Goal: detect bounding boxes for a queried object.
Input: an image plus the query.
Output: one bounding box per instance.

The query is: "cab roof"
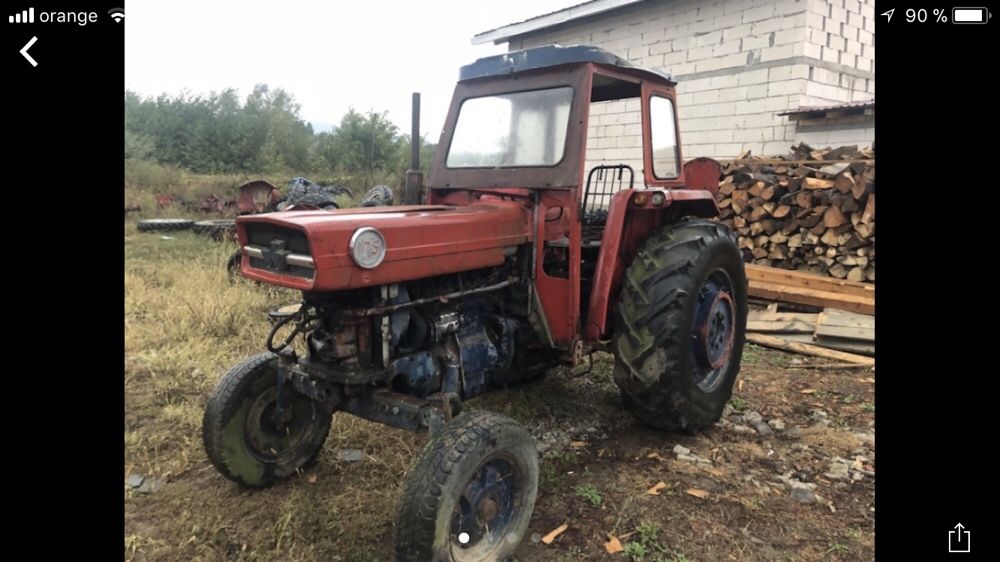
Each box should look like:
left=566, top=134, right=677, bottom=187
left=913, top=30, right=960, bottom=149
left=459, top=44, right=675, bottom=86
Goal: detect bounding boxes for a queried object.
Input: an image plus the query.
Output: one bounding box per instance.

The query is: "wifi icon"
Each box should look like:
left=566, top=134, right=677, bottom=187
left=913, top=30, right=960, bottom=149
left=108, top=8, right=124, bottom=23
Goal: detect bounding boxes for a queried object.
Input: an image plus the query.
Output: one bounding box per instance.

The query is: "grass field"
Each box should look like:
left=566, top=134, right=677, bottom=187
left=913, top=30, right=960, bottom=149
left=124, top=216, right=875, bottom=562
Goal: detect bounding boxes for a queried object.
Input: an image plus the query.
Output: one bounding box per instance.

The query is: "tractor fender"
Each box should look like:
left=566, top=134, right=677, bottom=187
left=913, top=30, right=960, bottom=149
left=584, top=189, right=719, bottom=343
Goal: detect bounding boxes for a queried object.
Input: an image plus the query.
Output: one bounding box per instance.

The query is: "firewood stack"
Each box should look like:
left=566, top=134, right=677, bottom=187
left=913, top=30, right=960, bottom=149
left=716, top=143, right=875, bottom=282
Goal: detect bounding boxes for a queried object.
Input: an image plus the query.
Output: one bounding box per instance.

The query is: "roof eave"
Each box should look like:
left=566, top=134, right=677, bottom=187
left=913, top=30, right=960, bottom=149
left=472, top=0, right=646, bottom=45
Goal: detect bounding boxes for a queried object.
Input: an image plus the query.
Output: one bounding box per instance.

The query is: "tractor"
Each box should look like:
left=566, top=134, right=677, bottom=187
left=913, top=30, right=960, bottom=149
left=202, top=44, right=747, bottom=561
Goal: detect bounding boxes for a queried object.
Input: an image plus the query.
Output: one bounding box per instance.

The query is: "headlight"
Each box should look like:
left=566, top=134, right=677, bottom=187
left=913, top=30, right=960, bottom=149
left=349, top=227, right=387, bottom=269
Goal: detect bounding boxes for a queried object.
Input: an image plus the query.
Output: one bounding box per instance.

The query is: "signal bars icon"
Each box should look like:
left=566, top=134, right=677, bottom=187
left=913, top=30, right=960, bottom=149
left=9, top=7, right=34, bottom=23
left=108, top=8, right=124, bottom=23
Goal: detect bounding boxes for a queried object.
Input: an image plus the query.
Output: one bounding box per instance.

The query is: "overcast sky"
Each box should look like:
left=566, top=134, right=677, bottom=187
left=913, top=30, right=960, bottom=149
left=125, top=0, right=579, bottom=140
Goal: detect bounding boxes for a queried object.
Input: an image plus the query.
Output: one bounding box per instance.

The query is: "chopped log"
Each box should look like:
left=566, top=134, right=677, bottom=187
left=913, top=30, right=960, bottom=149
left=795, top=191, right=813, bottom=209
left=819, top=163, right=850, bottom=177
left=856, top=222, right=874, bottom=239
left=781, top=219, right=800, bottom=236
left=749, top=206, right=770, bottom=221
left=861, top=192, right=875, bottom=224
left=833, top=171, right=855, bottom=193
left=799, top=213, right=822, bottom=228
left=760, top=184, right=776, bottom=201
left=851, top=172, right=869, bottom=199
left=803, top=177, right=835, bottom=190
left=767, top=245, right=788, bottom=260
left=772, top=204, right=792, bottom=219
left=732, top=189, right=749, bottom=206
left=747, top=333, right=875, bottom=365
left=829, top=263, right=848, bottom=279
left=748, top=181, right=766, bottom=198
left=719, top=182, right=735, bottom=196
left=822, top=206, right=847, bottom=228
left=733, top=215, right=747, bottom=228
left=821, top=229, right=841, bottom=246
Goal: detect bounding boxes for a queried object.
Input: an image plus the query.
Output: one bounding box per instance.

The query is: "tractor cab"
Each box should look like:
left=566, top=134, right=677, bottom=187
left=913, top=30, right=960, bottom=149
left=428, top=44, right=719, bottom=346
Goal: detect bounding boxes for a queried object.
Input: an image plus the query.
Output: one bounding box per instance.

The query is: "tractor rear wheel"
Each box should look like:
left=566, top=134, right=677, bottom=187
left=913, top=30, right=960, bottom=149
left=612, top=218, right=747, bottom=432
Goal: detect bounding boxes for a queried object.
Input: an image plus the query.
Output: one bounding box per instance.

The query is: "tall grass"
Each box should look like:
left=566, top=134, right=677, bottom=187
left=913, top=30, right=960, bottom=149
left=125, top=159, right=400, bottom=216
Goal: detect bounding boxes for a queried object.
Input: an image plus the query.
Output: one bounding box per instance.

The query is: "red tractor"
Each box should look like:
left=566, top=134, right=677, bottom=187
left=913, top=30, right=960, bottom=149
left=202, top=45, right=747, bottom=561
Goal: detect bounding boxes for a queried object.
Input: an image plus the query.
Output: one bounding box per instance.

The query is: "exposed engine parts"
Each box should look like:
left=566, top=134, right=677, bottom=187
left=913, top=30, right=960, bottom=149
left=264, top=266, right=552, bottom=433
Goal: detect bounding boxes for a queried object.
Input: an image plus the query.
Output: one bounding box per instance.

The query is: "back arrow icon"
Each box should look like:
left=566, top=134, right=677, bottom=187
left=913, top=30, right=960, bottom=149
left=21, top=36, right=38, bottom=67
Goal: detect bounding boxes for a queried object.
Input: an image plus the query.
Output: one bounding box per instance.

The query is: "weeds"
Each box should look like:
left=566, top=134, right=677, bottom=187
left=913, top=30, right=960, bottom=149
left=575, top=484, right=603, bottom=506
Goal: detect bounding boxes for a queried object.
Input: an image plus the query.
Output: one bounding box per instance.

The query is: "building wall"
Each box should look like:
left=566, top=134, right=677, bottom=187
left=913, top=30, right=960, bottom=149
left=508, top=0, right=875, bottom=163
left=793, top=118, right=874, bottom=147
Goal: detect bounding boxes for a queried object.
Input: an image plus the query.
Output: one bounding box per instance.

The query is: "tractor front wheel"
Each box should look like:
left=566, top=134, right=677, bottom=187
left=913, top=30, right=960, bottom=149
left=395, top=412, right=538, bottom=562
left=612, top=218, right=748, bottom=433
left=202, top=353, right=332, bottom=487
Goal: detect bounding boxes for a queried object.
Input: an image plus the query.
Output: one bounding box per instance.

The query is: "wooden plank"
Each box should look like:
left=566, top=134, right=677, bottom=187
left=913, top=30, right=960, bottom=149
left=745, top=264, right=874, bottom=298
left=787, top=362, right=873, bottom=370
left=819, top=308, right=875, bottom=327
left=747, top=311, right=819, bottom=333
left=815, top=324, right=874, bottom=341
left=748, top=280, right=875, bottom=315
left=780, top=333, right=876, bottom=356
left=748, top=312, right=820, bottom=323
left=815, top=309, right=874, bottom=342
left=747, top=333, right=875, bottom=365
left=814, top=335, right=875, bottom=356
left=747, top=320, right=815, bottom=333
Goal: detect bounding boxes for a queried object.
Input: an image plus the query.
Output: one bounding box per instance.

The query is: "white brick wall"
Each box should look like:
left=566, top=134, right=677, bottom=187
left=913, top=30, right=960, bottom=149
left=514, top=0, right=875, bottom=159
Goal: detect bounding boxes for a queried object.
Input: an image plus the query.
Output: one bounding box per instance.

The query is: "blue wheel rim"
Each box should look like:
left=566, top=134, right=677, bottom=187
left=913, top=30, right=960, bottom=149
left=450, top=458, right=519, bottom=551
left=692, top=270, right=736, bottom=392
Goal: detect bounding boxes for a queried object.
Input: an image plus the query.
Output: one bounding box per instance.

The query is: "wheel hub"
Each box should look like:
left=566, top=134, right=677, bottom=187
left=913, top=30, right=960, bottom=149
left=693, top=271, right=736, bottom=391
left=451, top=459, right=517, bottom=550
left=244, top=386, right=316, bottom=461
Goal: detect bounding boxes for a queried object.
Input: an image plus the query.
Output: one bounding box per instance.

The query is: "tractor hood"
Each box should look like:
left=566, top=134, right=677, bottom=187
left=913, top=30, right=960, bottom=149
left=236, top=202, right=531, bottom=291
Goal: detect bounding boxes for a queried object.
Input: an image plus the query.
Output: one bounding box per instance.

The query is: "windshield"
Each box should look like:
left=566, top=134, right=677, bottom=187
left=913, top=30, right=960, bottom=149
left=446, top=87, right=573, bottom=168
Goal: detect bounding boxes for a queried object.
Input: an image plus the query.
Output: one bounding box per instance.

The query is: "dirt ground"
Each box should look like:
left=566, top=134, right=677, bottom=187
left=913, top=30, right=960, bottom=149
left=124, top=226, right=875, bottom=562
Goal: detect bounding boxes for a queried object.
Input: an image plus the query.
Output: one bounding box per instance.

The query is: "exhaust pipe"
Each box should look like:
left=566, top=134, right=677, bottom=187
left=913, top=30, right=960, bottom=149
left=404, top=92, right=424, bottom=205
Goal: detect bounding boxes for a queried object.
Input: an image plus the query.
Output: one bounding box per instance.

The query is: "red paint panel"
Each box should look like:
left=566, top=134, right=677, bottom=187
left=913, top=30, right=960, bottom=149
left=585, top=189, right=719, bottom=342
left=238, top=202, right=530, bottom=291
left=682, top=158, right=722, bottom=195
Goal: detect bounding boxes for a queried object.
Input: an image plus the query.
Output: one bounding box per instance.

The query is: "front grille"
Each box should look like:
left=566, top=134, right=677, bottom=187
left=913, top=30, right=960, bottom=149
left=244, top=224, right=314, bottom=279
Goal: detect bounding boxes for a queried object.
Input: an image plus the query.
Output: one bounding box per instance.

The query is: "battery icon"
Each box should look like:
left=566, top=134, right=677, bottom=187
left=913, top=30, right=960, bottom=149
left=952, top=7, right=990, bottom=23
